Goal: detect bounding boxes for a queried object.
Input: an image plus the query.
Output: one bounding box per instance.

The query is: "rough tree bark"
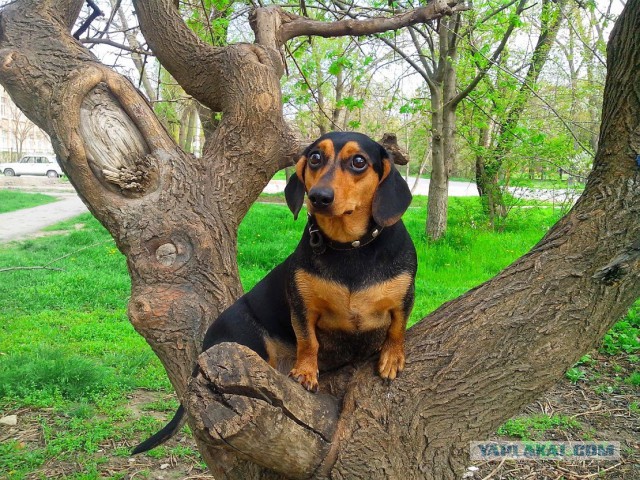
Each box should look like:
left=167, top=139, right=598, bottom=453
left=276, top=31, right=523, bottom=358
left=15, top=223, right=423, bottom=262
left=0, top=0, right=638, bottom=479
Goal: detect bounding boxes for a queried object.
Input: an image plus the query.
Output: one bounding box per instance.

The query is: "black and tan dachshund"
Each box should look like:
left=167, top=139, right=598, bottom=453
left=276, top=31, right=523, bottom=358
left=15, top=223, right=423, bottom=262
left=132, top=131, right=417, bottom=454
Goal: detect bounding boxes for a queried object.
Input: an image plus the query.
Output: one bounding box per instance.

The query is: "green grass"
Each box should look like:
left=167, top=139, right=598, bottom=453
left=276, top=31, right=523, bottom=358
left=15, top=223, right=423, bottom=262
left=599, top=305, right=640, bottom=355
left=0, top=346, right=118, bottom=404
left=404, top=197, right=564, bottom=322
left=271, top=170, right=288, bottom=181
left=565, top=367, right=587, bottom=383
left=561, top=306, right=639, bottom=389
left=497, top=414, right=582, bottom=440
left=0, top=196, right=637, bottom=478
left=0, top=190, right=58, bottom=214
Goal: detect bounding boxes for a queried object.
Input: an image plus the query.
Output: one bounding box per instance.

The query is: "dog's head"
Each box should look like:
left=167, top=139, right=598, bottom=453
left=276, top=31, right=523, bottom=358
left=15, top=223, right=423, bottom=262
left=284, top=132, right=412, bottom=228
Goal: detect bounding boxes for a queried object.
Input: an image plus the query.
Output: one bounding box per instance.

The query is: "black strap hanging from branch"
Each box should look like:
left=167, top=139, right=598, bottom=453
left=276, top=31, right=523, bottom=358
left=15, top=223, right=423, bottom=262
left=73, top=0, right=104, bottom=39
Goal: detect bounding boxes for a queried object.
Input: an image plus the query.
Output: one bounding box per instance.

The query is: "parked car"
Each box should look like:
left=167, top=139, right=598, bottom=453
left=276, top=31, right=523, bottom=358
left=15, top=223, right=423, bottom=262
left=0, top=155, right=64, bottom=178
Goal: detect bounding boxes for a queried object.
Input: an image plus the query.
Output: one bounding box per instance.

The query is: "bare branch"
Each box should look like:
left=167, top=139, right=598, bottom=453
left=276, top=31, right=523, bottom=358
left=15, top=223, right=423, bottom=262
left=73, top=0, right=103, bottom=39
left=565, top=12, right=606, bottom=67
left=407, top=26, right=437, bottom=88
left=377, top=34, right=432, bottom=85
left=80, top=38, right=153, bottom=56
left=273, top=1, right=470, bottom=45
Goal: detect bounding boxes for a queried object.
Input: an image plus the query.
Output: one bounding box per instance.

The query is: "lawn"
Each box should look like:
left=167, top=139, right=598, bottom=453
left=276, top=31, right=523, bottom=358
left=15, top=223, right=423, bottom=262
left=0, top=190, right=58, bottom=214
left=0, top=196, right=637, bottom=479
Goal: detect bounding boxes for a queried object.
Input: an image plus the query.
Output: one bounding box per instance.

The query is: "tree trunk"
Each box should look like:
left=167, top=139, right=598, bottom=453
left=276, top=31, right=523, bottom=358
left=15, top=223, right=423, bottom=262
left=178, top=100, right=197, bottom=153
left=426, top=92, right=448, bottom=240
left=332, top=66, right=344, bottom=128
left=475, top=158, right=505, bottom=226
left=315, top=47, right=329, bottom=135
left=0, top=1, right=638, bottom=479
left=426, top=16, right=457, bottom=241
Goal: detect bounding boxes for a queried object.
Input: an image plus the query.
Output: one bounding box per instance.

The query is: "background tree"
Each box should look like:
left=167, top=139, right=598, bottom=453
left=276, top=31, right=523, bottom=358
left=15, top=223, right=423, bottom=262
left=8, top=103, right=35, bottom=159
left=0, top=0, right=638, bottom=478
left=459, top=0, right=616, bottom=229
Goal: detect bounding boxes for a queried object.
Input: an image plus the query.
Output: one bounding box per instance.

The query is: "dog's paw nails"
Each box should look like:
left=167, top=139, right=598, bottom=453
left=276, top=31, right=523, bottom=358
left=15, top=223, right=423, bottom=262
left=378, top=345, right=405, bottom=381
left=288, top=369, right=319, bottom=393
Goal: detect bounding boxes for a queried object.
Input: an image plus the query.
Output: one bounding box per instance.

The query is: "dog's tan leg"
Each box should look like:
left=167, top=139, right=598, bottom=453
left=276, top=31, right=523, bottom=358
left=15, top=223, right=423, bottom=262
left=378, top=307, right=407, bottom=380
left=289, top=312, right=320, bottom=392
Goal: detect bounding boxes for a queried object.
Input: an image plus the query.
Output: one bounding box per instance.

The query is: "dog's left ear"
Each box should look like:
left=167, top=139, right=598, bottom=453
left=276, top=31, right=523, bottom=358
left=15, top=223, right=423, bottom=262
left=372, top=152, right=412, bottom=227
left=284, top=156, right=306, bottom=220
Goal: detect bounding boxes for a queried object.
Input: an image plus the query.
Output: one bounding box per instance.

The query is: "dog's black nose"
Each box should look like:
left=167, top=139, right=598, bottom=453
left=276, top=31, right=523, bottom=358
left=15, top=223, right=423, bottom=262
left=308, top=187, right=334, bottom=209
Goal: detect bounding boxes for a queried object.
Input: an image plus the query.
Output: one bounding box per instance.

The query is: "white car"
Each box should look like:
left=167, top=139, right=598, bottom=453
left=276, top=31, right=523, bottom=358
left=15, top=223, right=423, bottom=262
left=1, top=155, right=64, bottom=178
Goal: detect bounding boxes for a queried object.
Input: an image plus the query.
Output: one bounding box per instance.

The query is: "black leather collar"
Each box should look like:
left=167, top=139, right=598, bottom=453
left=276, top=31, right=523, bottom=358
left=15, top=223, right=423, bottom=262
left=307, top=213, right=383, bottom=255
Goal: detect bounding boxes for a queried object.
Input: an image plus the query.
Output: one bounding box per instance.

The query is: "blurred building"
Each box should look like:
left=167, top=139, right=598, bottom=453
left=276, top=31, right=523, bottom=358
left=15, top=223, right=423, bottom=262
left=0, top=85, right=54, bottom=161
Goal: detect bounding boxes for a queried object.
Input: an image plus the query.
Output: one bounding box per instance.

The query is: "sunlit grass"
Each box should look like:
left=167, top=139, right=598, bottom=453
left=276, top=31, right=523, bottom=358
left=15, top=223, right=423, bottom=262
left=0, top=190, right=58, bottom=214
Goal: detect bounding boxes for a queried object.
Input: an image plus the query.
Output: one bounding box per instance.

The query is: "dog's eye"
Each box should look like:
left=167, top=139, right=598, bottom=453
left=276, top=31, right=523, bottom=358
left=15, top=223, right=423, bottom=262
left=308, top=152, right=322, bottom=168
left=351, top=155, right=367, bottom=171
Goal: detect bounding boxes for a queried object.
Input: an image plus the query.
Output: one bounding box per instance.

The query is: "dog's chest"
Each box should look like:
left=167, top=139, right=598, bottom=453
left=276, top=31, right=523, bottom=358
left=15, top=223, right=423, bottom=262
left=294, top=269, right=412, bottom=332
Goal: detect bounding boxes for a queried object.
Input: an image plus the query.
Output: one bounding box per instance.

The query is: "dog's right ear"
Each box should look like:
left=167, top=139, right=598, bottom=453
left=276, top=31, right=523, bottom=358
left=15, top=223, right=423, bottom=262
left=372, top=156, right=412, bottom=227
left=284, top=156, right=306, bottom=219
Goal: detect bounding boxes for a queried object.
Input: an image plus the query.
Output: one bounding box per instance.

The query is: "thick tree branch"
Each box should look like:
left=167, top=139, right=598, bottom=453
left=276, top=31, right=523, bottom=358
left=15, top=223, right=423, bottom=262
left=280, top=2, right=467, bottom=42
left=250, top=2, right=470, bottom=49
left=188, top=344, right=339, bottom=479
left=132, top=0, right=227, bottom=112
left=51, top=0, right=85, bottom=30
left=134, top=0, right=297, bottom=214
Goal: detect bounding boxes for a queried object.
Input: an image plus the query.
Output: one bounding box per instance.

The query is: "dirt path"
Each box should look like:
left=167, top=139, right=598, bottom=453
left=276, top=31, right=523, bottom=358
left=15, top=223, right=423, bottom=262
left=0, top=177, right=83, bottom=242
left=0, top=193, right=88, bottom=243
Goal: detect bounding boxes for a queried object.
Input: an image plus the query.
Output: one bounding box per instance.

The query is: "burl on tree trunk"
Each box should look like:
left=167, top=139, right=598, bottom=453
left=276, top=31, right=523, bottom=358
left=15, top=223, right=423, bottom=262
left=0, top=0, right=638, bottom=478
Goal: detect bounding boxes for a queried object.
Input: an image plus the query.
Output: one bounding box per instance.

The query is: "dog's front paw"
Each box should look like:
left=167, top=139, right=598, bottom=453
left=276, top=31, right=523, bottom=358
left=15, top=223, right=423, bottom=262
left=378, top=341, right=405, bottom=381
left=289, top=367, right=319, bottom=393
